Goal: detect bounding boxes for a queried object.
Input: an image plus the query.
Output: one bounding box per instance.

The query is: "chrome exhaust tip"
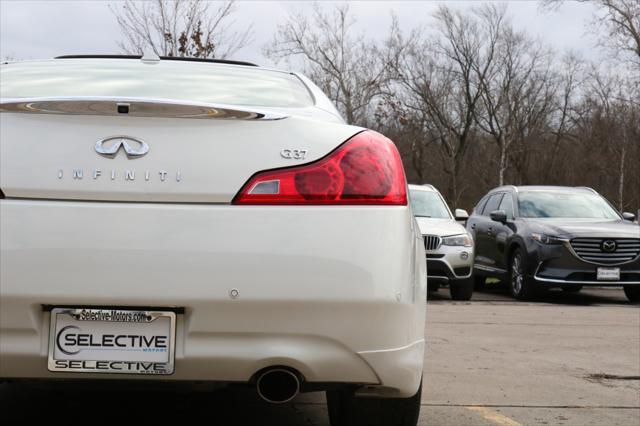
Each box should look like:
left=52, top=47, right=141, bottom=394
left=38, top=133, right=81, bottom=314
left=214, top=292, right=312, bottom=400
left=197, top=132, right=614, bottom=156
left=256, top=368, right=301, bottom=404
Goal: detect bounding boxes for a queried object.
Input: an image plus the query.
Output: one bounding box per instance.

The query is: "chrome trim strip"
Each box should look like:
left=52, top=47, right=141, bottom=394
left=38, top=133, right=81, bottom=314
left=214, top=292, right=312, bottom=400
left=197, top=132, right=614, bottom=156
left=427, top=275, right=449, bottom=282
left=474, top=264, right=508, bottom=274
left=533, top=275, right=640, bottom=285
left=455, top=272, right=473, bottom=279
left=533, top=262, right=640, bottom=285
left=0, top=96, right=289, bottom=120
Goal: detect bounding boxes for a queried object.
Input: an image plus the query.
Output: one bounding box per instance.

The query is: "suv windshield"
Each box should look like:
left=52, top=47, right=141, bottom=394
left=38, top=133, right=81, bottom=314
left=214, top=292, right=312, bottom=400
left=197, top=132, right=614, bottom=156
left=410, top=190, right=452, bottom=219
left=0, top=60, right=314, bottom=108
left=518, top=191, right=621, bottom=219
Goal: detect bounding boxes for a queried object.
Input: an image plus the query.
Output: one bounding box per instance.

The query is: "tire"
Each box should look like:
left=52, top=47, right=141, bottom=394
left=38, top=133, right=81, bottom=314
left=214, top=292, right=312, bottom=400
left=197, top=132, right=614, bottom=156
left=562, top=285, right=583, bottom=293
left=509, top=248, right=538, bottom=300
left=450, top=277, right=474, bottom=301
left=327, top=381, right=422, bottom=426
left=474, top=275, right=486, bottom=291
left=427, top=281, right=439, bottom=293
left=623, top=286, right=640, bottom=303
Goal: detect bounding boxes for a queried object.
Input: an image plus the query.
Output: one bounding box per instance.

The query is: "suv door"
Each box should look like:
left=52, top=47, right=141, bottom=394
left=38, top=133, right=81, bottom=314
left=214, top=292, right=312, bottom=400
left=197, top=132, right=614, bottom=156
left=472, top=193, right=504, bottom=269
left=492, top=193, right=516, bottom=271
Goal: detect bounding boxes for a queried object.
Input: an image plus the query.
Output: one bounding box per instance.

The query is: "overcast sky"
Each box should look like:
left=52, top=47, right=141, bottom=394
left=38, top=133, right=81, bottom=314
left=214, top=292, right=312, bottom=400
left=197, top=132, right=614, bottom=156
left=1, top=0, right=601, bottom=67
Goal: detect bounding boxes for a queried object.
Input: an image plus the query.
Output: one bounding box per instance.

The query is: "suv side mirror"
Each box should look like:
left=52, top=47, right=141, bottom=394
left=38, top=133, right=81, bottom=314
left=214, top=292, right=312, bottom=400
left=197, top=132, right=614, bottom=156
left=455, top=208, right=469, bottom=221
left=622, top=212, right=636, bottom=221
left=490, top=210, right=508, bottom=223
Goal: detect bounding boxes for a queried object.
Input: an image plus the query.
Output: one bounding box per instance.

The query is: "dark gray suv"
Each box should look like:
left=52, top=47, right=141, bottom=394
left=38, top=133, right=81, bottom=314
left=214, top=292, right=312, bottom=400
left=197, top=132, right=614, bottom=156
left=466, top=186, right=640, bottom=302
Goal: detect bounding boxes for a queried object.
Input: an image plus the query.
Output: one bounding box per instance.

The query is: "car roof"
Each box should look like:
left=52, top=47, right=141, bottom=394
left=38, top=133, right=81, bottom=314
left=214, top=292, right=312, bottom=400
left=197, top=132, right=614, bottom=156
left=408, top=184, right=437, bottom=192
left=488, top=185, right=598, bottom=195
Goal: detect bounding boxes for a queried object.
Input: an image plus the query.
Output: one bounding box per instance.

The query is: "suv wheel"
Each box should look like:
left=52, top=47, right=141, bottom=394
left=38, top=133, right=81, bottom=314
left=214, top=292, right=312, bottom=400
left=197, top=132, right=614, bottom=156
left=450, top=278, right=473, bottom=301
left=327, top=381, right=422, bottom=426
left=623, top=286, right=640, bottom=303
left=509, top=248, right=537, bottom=300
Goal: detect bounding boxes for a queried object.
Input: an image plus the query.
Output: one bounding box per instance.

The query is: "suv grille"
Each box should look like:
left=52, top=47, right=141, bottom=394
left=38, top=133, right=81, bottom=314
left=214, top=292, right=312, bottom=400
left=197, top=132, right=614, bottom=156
left=570, top=238, right=640, bottom=265
left=424, top=235, right=442, bottom=251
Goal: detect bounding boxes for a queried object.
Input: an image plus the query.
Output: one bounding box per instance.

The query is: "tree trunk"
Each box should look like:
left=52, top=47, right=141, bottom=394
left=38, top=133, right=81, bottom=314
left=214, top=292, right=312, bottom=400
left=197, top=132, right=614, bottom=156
left=450, top=162, right=458, bottom=209
left=618, top=143, right=626, bottom=211
left=498, top=139, right=507, bottom=186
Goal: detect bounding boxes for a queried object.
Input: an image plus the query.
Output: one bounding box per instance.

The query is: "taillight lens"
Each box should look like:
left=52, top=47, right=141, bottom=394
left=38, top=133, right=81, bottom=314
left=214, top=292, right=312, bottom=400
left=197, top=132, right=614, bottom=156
left=233, top=131, right=407, bottom=205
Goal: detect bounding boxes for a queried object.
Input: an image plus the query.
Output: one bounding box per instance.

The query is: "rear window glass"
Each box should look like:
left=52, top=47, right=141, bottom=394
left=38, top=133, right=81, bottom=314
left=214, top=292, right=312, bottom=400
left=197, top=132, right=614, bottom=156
left=0, top=60, right=314, bottom=108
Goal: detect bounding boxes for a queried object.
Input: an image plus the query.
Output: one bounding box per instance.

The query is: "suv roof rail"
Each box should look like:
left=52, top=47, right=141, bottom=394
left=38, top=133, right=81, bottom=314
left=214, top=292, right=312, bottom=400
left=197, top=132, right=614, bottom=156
left=492, top=185, right=518, bottom=193
left=54, top=55, right=259, bottom=67
left=575, top=186, right=598, bottom=194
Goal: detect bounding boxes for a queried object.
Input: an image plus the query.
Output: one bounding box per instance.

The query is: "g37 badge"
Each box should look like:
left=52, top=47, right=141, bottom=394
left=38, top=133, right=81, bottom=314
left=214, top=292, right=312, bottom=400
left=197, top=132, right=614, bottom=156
left=280, top=149, right=308, bottom=160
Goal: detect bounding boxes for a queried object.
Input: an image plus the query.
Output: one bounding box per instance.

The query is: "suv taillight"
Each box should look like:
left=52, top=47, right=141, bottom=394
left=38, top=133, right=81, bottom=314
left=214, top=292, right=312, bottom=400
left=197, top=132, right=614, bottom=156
left=233, top=131, right=407, bottom=205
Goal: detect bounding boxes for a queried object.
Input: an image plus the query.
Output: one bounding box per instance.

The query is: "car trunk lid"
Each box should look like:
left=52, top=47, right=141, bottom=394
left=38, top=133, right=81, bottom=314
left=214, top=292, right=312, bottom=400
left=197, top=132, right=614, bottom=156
left=0, top=108, right=360, bottom=203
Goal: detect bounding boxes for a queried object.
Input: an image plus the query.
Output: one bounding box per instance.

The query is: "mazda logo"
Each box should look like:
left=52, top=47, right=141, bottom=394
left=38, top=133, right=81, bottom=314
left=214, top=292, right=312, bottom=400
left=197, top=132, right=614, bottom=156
left=95, top=136, right=149, bottom=158
left=601, top=240, right=617, bottom=253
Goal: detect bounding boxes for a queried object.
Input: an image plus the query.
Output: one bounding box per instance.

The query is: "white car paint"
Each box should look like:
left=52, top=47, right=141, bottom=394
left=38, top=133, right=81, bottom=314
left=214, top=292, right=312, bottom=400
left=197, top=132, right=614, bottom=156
left=0, top=58, right=425, bottom=399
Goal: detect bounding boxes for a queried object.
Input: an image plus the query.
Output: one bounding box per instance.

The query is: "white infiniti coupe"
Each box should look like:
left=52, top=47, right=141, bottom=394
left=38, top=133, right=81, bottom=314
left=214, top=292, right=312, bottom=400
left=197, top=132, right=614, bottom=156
left=0, top=55, right=426, bottom=425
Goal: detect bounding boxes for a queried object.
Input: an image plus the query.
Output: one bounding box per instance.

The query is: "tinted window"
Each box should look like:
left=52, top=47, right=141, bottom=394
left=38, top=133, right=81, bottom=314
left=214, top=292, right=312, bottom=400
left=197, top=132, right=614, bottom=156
left=499, top=193, right=515, bottom=219
left=518, top=191, right=621, bottom=219
left=410, top=190, right=452, bottom=219
left=0, top=60, right=314, bottom=108
left=482, top=193, right=504, bottom=216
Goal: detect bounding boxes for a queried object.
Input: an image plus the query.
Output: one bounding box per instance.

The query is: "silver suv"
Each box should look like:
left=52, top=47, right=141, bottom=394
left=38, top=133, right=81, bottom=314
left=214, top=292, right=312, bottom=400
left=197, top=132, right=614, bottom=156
left=409, top=184, right=475, bottom=300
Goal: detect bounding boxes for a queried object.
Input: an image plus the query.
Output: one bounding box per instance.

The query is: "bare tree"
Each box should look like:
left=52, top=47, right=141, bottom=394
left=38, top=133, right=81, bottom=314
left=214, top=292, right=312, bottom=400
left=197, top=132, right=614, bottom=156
left=582, top=69, right=639, bottom=210
left=543, top=53, right=584, bottom=182
left=264, top=3, right=391, bottom=125
left=593, top=0, right=640, bottom=65
left=541, top=0, right=640, bottom=66
left=387, top=4, right=504, bottom=205
left=473, top=19, right=555, bottom=186
left=110, top=0, right=252, bottom=59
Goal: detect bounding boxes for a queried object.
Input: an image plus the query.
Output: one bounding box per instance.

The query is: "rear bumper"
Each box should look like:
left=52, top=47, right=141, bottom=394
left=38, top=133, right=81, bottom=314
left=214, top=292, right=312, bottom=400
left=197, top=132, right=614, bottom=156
left=0, top=200, right=426, bottom=397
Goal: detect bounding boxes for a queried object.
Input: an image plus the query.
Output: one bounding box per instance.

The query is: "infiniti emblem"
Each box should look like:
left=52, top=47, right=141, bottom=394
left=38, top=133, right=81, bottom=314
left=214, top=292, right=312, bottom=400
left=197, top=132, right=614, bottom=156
left=95, top=136, right=149, bottom=158
left=601, top=240, right=617, bottom=253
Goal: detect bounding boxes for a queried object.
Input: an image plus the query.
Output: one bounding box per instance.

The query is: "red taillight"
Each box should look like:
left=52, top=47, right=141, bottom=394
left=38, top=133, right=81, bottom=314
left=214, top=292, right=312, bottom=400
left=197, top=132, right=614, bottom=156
left=233, top=131, right=407, bottom=205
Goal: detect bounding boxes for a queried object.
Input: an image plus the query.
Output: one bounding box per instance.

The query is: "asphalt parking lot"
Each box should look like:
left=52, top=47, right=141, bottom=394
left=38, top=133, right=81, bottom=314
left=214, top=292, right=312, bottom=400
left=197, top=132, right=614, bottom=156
left=1, top=286, right=638, bottom=425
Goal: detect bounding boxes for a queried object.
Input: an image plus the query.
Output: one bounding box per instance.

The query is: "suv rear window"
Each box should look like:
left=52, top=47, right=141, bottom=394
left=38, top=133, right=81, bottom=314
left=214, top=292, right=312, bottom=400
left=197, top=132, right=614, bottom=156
left=0, top=60, right=314, bottom=108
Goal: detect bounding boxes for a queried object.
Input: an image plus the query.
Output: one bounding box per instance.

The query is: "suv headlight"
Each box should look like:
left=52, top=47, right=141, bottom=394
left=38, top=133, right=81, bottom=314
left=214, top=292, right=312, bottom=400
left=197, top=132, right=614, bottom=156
left=441, top=233, right=473, bottom=247
left=531, top=233, right=564, bottom=245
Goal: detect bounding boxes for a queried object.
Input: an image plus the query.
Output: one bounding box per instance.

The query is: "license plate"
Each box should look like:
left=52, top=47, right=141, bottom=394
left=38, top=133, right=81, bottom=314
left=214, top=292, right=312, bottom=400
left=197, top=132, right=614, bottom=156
left=597, top=267, right=620, bottom=281
left=48, top=308, right=176, bottom=375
